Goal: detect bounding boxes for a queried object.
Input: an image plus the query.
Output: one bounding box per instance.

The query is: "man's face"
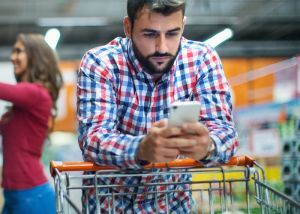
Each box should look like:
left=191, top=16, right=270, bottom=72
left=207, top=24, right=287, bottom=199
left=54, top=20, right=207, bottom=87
left=124, top=7, right=185, bottom=75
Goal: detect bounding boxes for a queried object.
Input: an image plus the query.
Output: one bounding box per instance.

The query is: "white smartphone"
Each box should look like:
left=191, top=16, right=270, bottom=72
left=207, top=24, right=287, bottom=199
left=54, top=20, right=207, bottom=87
left=168, top=101, right=201, bottom=127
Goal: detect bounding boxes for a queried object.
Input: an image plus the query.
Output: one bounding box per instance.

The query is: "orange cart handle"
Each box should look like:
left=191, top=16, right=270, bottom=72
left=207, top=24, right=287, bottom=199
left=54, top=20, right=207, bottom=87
left=50, top=155, right=255, bottom=177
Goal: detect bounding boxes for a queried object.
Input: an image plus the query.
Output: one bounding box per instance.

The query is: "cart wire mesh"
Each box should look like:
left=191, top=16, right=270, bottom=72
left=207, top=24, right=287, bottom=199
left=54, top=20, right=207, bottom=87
left=50, top=156, right=300, bottom=214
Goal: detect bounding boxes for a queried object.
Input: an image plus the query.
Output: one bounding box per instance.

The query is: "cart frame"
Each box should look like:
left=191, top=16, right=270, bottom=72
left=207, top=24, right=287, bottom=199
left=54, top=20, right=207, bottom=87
left=50, top=156, right=300, bottom=214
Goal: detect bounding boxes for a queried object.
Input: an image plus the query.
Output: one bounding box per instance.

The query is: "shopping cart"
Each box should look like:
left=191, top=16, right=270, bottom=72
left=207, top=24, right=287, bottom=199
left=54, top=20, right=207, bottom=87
left=50, top=156, right=300, bottom=214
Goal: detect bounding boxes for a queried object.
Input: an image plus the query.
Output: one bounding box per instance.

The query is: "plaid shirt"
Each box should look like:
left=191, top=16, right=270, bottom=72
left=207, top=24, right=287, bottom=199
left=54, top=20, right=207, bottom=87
left=77, top=37, right=238, bottom=213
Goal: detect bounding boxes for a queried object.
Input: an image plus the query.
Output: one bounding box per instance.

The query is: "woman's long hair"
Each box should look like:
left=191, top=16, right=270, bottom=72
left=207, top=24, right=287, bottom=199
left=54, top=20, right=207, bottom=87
left=17, top=33, right=64, bottom=129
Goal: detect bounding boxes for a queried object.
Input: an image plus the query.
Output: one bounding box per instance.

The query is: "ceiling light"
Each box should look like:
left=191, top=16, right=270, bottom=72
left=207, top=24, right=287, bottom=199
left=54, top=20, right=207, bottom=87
left=204, top=28, right=234, bottom=48
left=45, top=28, right=60, bottom=49
left=38, top=17, right=109, bottom=27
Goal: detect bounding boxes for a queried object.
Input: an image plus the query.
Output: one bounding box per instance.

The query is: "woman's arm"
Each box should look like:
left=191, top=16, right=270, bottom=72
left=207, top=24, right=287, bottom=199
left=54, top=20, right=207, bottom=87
left=0, top=82, right=42, bottom=109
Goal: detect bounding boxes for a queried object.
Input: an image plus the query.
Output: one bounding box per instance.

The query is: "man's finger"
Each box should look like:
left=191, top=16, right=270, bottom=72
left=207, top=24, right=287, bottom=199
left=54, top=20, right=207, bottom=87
left=178, top=146, right=196, bottom=152
left=160, top=126, right=182, bottom=138
left=164, top=138, right=197, bottom=148
left=152, top=119, right=167, bottom=128
left=160, top=148, right=180, bottom=158
left=182, top=122, right=208, bottom=135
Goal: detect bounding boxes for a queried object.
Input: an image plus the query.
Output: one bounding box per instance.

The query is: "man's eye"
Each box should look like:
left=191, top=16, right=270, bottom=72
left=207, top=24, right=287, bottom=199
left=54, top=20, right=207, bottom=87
left=166, top=32, right=179, bottom=37
left=144, top=33, right=156, bottom=38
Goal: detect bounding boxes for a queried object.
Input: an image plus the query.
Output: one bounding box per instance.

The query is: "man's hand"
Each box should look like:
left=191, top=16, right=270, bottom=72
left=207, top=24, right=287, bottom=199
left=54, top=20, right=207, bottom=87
left=179, top=122, right=213, bottom=160
left=137, top=119, right=196, bottom=163
left=137, top=120, right=213, bottom=163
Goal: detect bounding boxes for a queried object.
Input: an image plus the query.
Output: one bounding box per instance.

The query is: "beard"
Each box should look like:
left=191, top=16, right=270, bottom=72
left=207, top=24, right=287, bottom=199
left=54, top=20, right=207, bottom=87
left=132, top=39, right=180, bottom=76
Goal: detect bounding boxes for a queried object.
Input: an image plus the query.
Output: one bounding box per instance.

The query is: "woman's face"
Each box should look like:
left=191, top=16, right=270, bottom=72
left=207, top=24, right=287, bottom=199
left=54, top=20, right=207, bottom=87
left=10, top=40, right=28, bottom=81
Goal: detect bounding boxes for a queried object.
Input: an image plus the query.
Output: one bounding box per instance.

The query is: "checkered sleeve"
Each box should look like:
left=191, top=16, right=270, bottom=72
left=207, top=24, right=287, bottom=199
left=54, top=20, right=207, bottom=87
left=196, top=45, right=238, bottom=165
left=77, top=50, right=145, bottom=169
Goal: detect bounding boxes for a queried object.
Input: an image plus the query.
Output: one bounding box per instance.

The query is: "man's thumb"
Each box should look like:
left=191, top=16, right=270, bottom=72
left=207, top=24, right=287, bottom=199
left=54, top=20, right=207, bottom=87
left=153, top=119, right=167, bottom=128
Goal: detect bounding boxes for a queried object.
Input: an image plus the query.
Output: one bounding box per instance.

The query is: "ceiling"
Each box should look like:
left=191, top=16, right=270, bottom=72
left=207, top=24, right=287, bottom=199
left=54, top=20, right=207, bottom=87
left=0, top=0, right=299, bottom=60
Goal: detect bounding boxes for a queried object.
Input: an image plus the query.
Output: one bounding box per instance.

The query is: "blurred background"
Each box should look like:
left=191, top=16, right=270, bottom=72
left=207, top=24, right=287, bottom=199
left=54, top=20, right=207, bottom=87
left=0, top=0, right=299, bottom=59
left=0, top=0, right=300, bottom=209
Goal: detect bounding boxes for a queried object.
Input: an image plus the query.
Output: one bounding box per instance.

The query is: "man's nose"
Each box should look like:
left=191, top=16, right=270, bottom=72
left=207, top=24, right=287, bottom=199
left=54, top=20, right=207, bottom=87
left=155, top=35, right=168, bottom=53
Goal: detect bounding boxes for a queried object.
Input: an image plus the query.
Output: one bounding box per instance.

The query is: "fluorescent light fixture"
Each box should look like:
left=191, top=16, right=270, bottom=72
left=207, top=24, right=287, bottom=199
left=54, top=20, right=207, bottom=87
left=204, top=28, right=234, bottom=48
left=38, top=17, right=109, bottom=27
left=45, top=28, right=60, bottom=49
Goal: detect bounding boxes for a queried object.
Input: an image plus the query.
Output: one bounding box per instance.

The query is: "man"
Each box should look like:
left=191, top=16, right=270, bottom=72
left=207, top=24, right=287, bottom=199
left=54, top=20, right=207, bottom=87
left=77, top=0, right=238, bottom=213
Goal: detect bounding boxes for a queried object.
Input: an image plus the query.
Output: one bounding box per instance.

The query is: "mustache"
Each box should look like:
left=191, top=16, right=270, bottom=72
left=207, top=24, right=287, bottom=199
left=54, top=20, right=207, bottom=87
left=148, top=52, right=173, bottom=57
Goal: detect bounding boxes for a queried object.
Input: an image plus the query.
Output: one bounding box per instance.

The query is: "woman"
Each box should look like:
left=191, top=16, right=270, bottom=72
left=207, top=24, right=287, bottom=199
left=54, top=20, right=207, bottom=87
left=0, top=33, right=63, bottom=213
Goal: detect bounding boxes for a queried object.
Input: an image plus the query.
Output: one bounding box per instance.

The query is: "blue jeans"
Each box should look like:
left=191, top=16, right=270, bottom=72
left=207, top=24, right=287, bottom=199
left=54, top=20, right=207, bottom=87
left=2, top=182, right=55, bottom=214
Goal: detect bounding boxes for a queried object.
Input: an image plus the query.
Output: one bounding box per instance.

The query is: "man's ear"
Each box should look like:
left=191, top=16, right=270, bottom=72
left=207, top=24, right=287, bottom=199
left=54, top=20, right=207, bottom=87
left=182, top=16, right=186, bottom=32
left=123, top=16, right=132, bottom=38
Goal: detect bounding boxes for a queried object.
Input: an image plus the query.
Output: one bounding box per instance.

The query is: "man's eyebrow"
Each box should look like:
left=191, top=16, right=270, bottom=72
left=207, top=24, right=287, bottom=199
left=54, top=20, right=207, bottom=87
left=167, top=27, right=181, bottom=33
left=141, top=28, right=157, bottom=33
left=141, top=27, right=181, bottom=33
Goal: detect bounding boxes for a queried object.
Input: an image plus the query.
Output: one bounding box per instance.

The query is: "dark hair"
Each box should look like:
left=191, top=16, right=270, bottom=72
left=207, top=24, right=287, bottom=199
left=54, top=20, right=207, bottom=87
left=17, top=33, right=63, bottom=118
left=127, top=0, right=186, bottom=25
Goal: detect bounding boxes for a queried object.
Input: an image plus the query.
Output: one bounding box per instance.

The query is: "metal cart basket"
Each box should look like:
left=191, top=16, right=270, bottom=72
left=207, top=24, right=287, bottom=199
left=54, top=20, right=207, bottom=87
left=50, top=156, right=300, bottom=214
